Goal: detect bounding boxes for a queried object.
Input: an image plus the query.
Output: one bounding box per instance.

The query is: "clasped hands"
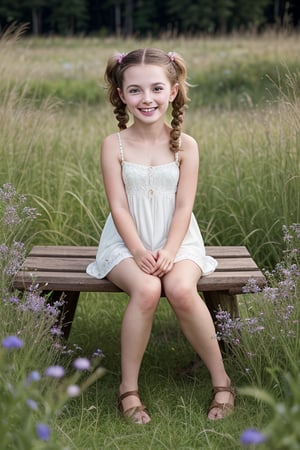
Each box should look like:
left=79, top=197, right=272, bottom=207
left=134, top=248, right=174, bottom=277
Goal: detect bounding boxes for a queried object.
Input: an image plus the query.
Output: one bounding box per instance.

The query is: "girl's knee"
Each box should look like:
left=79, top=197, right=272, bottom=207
left=131, top=277, right=161, bottom=312
left=164, top=281, right=197, bottom=312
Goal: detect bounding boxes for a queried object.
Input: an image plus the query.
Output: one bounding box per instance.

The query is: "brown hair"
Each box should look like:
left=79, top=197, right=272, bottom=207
left=104, top=48, right=189, bottom=153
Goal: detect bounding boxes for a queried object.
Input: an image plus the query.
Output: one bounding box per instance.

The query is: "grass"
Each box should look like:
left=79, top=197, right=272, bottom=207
left=1, top=27, right=300, bottom=449
left=55, top=294, right=271, bottom=450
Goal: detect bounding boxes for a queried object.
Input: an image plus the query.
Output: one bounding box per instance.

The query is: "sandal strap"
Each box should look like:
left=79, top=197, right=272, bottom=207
left=212, top=386, right=235, bottom=397
left=118, top=390, right=140, bottom=402
left=208, top=399, right=234, bottom=414
left=118, top=390, right=148, bottom=419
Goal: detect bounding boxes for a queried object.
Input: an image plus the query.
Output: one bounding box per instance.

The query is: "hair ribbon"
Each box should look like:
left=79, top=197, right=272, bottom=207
left=168, top=51, right=175, bottom=62
left=117, top=52, right=126, bottom=64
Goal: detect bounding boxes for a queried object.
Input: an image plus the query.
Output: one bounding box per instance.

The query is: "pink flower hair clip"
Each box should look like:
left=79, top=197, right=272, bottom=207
left=117, top=52, right=126, bottom=64
left=168, top=51, right=175, bottom=62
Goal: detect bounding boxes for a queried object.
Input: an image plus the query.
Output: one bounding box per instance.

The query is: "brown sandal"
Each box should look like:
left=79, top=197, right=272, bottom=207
left=208, top=386, right=235, bottom=419
left=118, top=390, right=150, bottom=424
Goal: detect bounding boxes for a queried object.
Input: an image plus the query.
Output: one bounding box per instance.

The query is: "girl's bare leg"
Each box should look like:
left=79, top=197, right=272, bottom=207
left=162, top=260, right=233, bottom=419
left=108, top=258, right=161, bottom=423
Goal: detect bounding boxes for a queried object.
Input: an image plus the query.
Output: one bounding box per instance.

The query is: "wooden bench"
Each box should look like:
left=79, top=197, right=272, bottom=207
left=12, top=245, right=265, bottom=339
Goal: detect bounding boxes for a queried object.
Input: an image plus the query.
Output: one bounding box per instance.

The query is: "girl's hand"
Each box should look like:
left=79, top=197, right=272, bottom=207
left=133, top=249, right=158, bottom=274
left=152, top=249, right=174, bottom=277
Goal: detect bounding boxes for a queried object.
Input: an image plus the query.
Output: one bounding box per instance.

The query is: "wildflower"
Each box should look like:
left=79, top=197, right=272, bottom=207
left=67, top=384, right=81, bottom=397
left=3, top=205, right=22, bottom=226
left=50, top=326, right=63, bottom=336
left=26, top=399, right=38, bottom=410
left=0, top=183, right=18, bottom=202
left=8, top=296, right=20, bottom=304
left=18, top=291, right=46, bottom=314
left=0, top=183, right=37, bottom=228
left=242, top=277, right=262, bottom=294
left=2, top=241, right=26, bottom=276
left=22, top=206, right=38, bottom=221
left=45, top=365, right=65, bottom=378
left=26, top=370, right=41, bottom=385
left=240, top=428, right=267, bottom=445
left=36, top=423, right=51, bottom=441
left=92, top=348, right=104, bottom=359
left=73, top=357, right=91, bottom=371
left=2, top=335, right=24, bottom=349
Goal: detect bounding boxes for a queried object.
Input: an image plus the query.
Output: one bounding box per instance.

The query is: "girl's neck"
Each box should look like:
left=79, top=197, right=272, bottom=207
left=128, top=121, right=170, bottom=142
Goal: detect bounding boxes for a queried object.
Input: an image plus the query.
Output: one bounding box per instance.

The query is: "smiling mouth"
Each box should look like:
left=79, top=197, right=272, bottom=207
left=139, top=107, right=157, bottom=113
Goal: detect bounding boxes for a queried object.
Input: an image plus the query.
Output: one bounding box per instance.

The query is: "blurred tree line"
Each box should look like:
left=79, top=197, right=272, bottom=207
left=0, top=0, right=299, bottom=36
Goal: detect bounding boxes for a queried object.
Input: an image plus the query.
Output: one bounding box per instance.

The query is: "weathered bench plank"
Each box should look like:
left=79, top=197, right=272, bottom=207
left=24, top=245, right=253, bottom=258
left=12, top=245, right=265, bottom=339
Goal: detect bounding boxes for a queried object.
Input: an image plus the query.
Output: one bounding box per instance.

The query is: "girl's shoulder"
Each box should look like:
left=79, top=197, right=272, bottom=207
left=180, top=132, right=198, bottom=148
left=180, top=132, right=199, bottom=159
left=102, top=132, right=119, bottom=148
left=101, top=132, right=122, bottom=164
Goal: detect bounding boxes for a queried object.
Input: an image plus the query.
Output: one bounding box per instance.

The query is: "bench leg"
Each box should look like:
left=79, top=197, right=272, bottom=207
left=47, top=290, right=79, bottom=340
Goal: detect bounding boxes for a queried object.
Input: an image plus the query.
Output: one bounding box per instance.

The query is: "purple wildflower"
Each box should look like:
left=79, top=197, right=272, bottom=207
left=22, top=206, right=38, bottom=221
left=240, top=428, right=267, bottom=445
left=73, top=357, right=91, bottom=371
left=18, top=291, right=46, bottom=314
left=92, top=348, right=104, bottom=359
left=8, top=296, right=20, bottom=304
left=36, top=423, right=51, bottom=441
left=215, top=310, right=242, bottom=344
left=26, top=399, right=38, bottom=410
left=45, top=365, right=65, bottom=378
left=26, top=371, right=41, bottom=385
left=1, top=241, right=26, bottom=276
left=3, top=205, right=22, bottom=226
left=2, top=335, right=24, bottom=349
left=0, top=183, right=37, bottom=229
left=0, top=183, right=18, bottom=202
left=67, top=384, right=81, bottom=397
left=50, top=326, right=63, bottom=336
left=242, top=277, right=262, bottom=294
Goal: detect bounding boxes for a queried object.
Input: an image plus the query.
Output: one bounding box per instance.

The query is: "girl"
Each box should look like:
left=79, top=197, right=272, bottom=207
left=87, top=48, right=234, bottom=423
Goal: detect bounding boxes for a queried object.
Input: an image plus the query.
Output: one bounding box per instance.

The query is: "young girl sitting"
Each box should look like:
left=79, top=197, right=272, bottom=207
left=87, top=48, right=235, bottom=424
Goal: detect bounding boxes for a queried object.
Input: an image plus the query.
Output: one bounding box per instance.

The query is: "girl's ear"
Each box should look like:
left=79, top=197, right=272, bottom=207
left=117, top=87, right=126, bottom=104
left=170, top=83, right=179, bottom=102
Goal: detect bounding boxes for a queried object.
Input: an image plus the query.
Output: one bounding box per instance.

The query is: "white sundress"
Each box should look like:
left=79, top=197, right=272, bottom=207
left=86, top=132, right=217, bottom=279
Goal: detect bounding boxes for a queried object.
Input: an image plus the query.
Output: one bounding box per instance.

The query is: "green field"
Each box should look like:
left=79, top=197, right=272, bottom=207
left=1, top=28, right=300, bottom=449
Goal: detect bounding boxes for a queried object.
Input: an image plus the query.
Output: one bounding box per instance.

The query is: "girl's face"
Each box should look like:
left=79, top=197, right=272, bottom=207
left=118, top=64, right=178, bottom=124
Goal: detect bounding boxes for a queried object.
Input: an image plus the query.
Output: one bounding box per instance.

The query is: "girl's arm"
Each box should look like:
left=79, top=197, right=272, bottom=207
left=101, top=134, right=157, bottom=273
left=153, top=133, right=200, bottom=276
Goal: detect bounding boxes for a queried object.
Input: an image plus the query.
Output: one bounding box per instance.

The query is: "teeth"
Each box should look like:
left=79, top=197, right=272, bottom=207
left=141, top=108, right=155, bottom=112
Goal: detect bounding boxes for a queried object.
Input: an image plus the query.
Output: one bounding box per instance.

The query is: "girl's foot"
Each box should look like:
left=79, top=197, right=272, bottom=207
left=118, top=390, right=151, bottom=424
left=207, top=383, right=235, bottom=420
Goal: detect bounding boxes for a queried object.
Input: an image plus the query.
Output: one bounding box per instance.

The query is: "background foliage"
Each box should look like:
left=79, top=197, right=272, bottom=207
left=0, top=0, right=299, bottom=36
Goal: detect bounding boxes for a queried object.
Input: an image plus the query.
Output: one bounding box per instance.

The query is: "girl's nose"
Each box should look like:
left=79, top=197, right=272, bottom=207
left=142, top=91, right=153, bottom=104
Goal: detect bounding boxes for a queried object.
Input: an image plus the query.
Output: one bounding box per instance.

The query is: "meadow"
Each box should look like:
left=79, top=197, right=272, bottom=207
left=0, top=27, right=300, bottom=449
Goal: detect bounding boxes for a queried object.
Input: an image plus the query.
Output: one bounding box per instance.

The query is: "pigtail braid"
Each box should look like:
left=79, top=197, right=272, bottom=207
left=169, top=53, right=189, bottom=153
left=104, top=55, right=129, bottom=130
left=113, top=100, right=129, bottom=130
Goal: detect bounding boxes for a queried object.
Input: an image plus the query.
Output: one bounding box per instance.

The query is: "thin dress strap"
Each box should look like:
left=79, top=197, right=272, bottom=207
left=117, top=132, right=124, bottom=163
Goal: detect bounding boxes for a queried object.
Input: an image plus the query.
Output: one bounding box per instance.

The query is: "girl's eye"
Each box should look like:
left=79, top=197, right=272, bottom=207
left=128, top=88, right=140, bottom=94
left=154, top=86, right=163, bottom=92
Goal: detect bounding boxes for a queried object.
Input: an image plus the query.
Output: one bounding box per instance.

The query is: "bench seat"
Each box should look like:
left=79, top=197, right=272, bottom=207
left=13, top=245, right=265, bottom=339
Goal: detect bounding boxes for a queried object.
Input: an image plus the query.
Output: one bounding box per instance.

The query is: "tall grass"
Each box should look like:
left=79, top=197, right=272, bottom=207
left=1, top=30, right=299, bottom=266
left=1, top=28, right=300, bottom=449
